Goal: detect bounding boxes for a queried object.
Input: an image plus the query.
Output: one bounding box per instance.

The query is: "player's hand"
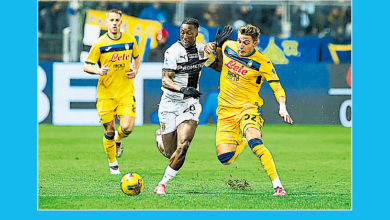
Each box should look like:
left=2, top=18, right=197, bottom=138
left=99, top=63, right=110, bottom=76
left=205, top=42, right=216, bottom=53
left=180, top=87, right=202, bottom=98
left=215, top=25, right=233, bottom=48
left=126, top=68, right=138, bottom=79
left=279, top=103, right=294, bottom=124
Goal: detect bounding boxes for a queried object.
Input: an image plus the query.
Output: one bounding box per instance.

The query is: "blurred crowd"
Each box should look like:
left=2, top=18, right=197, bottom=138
left=187, top=2, right=351, bottom=43
left=38, top=1, right=351, bottom=61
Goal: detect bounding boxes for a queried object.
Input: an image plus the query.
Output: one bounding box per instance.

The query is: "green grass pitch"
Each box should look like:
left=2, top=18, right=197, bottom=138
left=38, top=124, right=351, bottom=210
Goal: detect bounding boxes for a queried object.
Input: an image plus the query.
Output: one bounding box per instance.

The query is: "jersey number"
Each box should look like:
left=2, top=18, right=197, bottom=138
left=244, top=114, right=257, bottom=122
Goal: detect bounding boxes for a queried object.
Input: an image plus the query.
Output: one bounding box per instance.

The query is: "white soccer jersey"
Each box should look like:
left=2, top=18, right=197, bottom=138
left=161, top=41, right=210, bottom=100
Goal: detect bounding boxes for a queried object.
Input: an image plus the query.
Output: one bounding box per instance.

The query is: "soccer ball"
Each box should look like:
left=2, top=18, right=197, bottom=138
left=120, top=173, right=144, bottom=196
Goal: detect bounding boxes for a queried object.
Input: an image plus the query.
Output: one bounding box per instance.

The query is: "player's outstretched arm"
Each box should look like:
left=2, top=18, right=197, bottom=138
left=83, top=63, right=110, bottom=76
left=278, top=96, right=294, bottom=124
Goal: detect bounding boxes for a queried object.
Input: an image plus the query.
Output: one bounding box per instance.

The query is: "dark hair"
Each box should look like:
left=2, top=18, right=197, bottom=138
left=181, top=18, right=199, bottom=29
left=239, top=24, right=260, bottom=41
left=106, top=9, right=122, bottom=17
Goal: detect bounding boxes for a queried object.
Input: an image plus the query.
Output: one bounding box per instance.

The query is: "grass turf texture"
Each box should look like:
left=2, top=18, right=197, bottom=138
left=38, top=124, right=351, bottom=210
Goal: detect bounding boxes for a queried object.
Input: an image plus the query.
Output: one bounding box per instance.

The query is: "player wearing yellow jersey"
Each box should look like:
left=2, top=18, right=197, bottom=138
left=205, top=24, right=293, bottom=196
left=83, top=9, right=141, bottom=175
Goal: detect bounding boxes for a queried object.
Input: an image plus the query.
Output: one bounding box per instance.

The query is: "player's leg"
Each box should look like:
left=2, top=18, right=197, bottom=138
left=117, top=115, right=135, bottom=140
left=97, top=98, right=120, bottom=174
left=102, top=120, right=120, bottom=174
left=154, top=111, right=179, bottom=195
left=156, top=108, right=178, bottom=158
left=169, top=120, right=197, bottom=170
left=154, top=120, right=197, bottom=195
left=115, top=96, right=136, bottom=157
left=155, top=101, right=201, bottom=195
left=241, top=113, right=286, bottom=196
left=115, top=115, right=135, bottom=157
left=160, top=131, right=178, bottom=158
left=153, top=130, right=177, bottom=195
left=215, top=108, right=245, bottom=165
left=216, top=139, right=247, bottom=165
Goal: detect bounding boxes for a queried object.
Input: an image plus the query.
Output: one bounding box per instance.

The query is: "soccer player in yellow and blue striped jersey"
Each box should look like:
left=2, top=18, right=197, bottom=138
left=205, top=24, right=293, bottom=196
left=83, top=9, right=141, bottom=175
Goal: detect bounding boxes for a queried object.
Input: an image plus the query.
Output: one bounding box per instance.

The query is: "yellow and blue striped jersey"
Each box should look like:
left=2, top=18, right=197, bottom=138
left=85, top=32, right=139, bottom=99
left=218, top=40, right=286, bottom=108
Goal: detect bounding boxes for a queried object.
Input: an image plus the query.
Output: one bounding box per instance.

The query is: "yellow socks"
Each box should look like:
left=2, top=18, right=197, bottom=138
left=116, top=126, right=130, bottom=142
left=248, top=138, right=278, bottom=181
left=103, top=134, right=116, bottom=163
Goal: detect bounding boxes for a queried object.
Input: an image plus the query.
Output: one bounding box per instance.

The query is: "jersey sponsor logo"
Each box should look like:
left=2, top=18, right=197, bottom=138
left=177, top=63, right=203, bottom=71
left=109, top=52, right=130, bottom=63
left=226, top=71, right=240, bottom=82
left=224, top=46, right=261, bottom=71
left=113, top=63, right=125, bottom=71
left=224, top=60, right=248, bottom=75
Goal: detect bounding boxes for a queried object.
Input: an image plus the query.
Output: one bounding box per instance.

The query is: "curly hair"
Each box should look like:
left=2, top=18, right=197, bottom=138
left=181, top=18, right=200, bottom=29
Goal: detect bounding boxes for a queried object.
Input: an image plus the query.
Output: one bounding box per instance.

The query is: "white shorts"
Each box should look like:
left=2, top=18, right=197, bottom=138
left=158, top=97, right=202, bottom=135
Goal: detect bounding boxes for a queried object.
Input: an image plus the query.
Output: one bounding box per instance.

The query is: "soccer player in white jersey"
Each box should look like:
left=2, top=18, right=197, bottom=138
left=153, top=18, right=224, bottom=195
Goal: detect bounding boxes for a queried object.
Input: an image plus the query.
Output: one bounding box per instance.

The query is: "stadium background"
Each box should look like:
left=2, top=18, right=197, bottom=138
left=38, top=0, right=351, bottom=128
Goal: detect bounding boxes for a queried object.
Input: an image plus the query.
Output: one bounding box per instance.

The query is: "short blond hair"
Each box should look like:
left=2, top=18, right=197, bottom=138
left=238, top=24, right=260, bottom=41
left=106, top=9, right=122, bottom=17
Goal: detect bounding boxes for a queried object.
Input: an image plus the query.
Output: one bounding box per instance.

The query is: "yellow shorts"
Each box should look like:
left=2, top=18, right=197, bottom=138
left=216, top=105, right=264, bottom=146
left=96, top=95, right=136, bottom=124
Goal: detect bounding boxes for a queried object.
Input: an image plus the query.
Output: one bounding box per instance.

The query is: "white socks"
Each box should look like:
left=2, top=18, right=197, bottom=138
left=159, top=165, right=178, bottom=186
left=272, top=177, right=283, bottom=189
left=109, top=160, right=118, bottom=167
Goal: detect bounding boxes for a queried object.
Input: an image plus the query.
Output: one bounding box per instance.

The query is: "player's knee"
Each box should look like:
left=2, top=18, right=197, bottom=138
left=248, top=138, right=263, bottom=150
left=105, top=131, right=115, bottom=139
left=178, top=139, right=190, bottom=150
left=217, top=151, right=235, bottom=165
left=160, top=147, right=174, bottom=159
left=163, top=151, right=173, bottom=159
left=176, top=144, right=189, bottom=156
left=121, top=125, right=133, bottom=135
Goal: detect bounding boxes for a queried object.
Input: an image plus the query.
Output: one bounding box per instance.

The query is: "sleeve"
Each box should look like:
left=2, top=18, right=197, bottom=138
left=261, top=61, right=286, bottom=101
left=162, top=47, right=177, bottom=72
left=132, top=39, right=140, bottom=59
left=85, top=41, right=101, bottom=65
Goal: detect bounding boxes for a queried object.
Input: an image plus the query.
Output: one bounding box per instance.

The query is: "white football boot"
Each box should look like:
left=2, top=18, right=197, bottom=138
left=154, top=183, right=166, bottom=195
left=109, top=165, right=121, bottom=175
